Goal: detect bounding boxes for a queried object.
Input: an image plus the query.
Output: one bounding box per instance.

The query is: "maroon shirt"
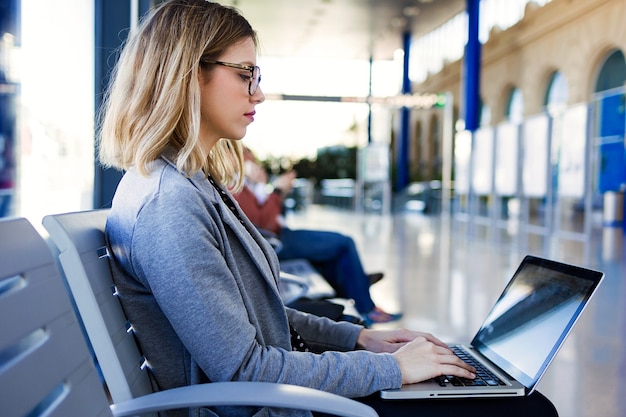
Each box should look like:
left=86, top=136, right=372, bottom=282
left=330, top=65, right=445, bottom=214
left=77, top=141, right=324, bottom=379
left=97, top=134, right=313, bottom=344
left=233, top=185, right=283, bottom=235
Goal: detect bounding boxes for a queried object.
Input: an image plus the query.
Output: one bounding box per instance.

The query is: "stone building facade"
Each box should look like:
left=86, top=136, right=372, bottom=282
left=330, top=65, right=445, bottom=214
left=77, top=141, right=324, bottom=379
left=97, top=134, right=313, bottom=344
left=404, top=0, right=626, bottom=185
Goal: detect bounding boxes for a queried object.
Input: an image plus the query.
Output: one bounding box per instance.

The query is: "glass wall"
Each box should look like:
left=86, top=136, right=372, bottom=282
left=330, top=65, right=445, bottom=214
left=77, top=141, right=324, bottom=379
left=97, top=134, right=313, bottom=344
left=245, top=56, right=402, bottom=160
left=11, top=0, right=94, bottom=225
left=409, top=0, right=553, bottom=84
left=0, top=0, right=19, bottom=218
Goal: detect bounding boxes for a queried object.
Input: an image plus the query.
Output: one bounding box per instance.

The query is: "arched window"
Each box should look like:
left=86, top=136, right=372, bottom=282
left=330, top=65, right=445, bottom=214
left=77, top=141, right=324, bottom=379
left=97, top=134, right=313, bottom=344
left=544, top=71, right=568, bottom=116
left=505, top=87, right=524, bottom=124
left=595, top=49, right=626, bottom=93
left=593, top=49, right=626, bottom=193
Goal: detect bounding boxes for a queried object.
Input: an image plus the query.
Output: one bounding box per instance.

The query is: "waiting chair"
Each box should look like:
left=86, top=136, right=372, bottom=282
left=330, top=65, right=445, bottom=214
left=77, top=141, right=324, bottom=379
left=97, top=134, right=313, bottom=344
left=278, top=271, right=311, bottom=305
left=249, top=227, right=337, bottom=302
left=280, top=259, right=336, bottom=300
left=259, top=227, right=361, bottom=320
left=0, top=217, right=113, bottom=417
left=280, top=259, right=361, bottom=322
left=42, top=209, right=378, bottom=417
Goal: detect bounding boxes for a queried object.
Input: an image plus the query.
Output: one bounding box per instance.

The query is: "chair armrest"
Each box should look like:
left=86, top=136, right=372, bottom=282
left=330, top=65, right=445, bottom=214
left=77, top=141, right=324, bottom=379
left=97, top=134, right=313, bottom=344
left=110, top=382, right=378, bottom=417
left=278, top=271, right=310, bottom=304
left=279, top=271, right=309, bottom=288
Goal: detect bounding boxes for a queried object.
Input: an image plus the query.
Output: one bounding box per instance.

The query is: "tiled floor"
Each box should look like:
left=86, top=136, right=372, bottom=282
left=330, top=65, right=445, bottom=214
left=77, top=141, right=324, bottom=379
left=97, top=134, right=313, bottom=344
left=285, top=204, right=626, bottom=417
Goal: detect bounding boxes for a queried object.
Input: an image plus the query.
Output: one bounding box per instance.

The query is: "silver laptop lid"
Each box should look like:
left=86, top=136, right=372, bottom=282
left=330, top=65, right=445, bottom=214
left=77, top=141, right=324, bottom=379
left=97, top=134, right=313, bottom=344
left=470, top=255, right=604, bottom=392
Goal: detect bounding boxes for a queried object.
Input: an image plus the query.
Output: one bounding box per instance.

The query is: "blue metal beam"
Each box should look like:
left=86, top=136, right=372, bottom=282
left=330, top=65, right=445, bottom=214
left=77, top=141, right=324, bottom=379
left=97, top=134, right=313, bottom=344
left=93, top=0, right=151, bottom=209
left=463, top=0, right=482, bottom=132
left=396, top=31, right=412, bottom=190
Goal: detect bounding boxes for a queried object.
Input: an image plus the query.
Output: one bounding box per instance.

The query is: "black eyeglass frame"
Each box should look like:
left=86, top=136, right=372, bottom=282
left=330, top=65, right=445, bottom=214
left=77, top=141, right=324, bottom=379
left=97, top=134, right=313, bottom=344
left=202, top=60, right=261, bottom=96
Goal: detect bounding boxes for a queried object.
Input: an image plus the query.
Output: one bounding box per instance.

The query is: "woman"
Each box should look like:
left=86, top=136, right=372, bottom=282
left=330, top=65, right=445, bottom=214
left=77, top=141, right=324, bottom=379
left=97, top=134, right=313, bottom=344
left=98, top=1, right=556, bottom=416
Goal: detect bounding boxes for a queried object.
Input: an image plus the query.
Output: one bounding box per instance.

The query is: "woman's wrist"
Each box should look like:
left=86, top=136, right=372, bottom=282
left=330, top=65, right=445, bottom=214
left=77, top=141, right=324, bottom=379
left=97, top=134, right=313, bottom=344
left=356, top=328, right=373, bottom=350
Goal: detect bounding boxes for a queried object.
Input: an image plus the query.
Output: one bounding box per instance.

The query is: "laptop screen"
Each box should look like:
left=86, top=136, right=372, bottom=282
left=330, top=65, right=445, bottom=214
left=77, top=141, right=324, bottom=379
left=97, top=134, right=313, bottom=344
left=470, top=255, right=603, bottom=390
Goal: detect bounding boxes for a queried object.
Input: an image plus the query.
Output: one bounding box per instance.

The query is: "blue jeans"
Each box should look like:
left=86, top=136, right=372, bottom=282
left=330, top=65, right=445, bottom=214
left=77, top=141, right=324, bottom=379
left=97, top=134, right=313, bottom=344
left=277, top=227, right=375, bottom=314
left=0, top=193, right=12, bottom=217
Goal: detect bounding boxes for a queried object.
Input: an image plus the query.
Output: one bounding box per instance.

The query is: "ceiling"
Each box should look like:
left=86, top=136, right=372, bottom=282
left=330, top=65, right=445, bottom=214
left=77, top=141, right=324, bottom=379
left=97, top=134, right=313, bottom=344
left=227, top=0, right=467, bottom=61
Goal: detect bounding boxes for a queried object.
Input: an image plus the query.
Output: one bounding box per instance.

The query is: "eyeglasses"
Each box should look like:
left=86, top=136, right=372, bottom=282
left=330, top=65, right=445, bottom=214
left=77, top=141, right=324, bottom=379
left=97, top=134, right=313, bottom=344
left=202, top=60, right=261, bottom=96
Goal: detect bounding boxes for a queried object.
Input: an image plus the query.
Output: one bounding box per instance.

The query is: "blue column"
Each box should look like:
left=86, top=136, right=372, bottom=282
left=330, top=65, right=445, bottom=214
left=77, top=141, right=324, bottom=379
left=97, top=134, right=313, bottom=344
left=463, top=0, right=481, bottom=132
left=94, top=0, right=152, bottom=208
left=396, top=31, right=412, bottom=191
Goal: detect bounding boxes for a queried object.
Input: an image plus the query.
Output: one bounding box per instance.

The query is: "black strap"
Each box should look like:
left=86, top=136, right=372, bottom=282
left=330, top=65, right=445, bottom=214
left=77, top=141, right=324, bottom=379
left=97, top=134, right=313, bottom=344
left=207, top=175, right=245, bottom=225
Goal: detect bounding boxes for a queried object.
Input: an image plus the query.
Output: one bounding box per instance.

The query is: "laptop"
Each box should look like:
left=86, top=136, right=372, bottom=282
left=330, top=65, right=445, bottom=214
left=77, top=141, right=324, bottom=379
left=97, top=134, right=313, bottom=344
left=380, top=254, right=604, bottom=400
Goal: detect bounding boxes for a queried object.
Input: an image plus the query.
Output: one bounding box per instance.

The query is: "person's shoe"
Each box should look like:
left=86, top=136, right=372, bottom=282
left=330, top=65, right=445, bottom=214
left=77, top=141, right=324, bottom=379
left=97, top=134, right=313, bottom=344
left=367, top=272, right=384, bottom=286
left=363, top=307, right=403, bottom=326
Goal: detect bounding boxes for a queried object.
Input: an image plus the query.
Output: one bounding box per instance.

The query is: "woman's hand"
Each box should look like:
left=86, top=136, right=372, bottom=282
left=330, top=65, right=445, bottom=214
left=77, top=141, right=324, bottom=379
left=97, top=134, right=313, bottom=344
left=392, top=336, right=476, bottom=384
left=357, top=328, right=476, bottom=385
left=272, top=170, right=296, bottom=195
left=356, top=328, right=448, bottom=353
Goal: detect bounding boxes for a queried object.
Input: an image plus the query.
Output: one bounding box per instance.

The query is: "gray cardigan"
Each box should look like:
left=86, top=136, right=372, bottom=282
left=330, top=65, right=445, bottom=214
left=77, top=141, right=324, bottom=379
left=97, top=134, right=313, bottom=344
left=106, top=155, right=401, bottom=417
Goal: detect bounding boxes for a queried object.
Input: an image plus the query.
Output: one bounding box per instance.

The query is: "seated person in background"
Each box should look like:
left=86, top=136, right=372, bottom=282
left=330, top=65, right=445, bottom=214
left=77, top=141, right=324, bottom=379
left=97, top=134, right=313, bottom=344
left=234, top=148, right=401, bottom=325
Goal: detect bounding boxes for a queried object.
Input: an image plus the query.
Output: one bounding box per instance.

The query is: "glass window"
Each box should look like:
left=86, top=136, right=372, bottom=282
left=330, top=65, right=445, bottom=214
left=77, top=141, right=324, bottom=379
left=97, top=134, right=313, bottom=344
left=0, top=0, right=19, bottom=218
left=409, top=0, right=554, bottom=84
left=17, top=0, right=94, bottom=225
left=479, top=99, right=491, bottom=127
left=505, top=87, right=524, bottom=124
left=595, top=49, right=626, bottom=93
left=544, top=71, right=568, bottom=116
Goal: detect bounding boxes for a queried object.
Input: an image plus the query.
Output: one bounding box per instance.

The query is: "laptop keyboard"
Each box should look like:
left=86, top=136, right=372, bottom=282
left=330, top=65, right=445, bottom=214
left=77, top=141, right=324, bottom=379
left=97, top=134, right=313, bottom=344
left=433, top=346, right=506, bottom=387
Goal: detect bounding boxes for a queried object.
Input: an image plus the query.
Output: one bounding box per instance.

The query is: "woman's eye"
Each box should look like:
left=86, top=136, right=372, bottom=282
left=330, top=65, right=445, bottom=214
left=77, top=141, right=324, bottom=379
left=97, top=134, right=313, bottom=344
left=239, top=74, right=250, bottom=82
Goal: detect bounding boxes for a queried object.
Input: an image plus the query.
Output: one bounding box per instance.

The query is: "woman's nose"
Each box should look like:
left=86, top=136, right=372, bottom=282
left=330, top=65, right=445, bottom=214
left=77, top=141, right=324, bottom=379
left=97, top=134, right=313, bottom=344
left=252, top=86, right=265, bottom=103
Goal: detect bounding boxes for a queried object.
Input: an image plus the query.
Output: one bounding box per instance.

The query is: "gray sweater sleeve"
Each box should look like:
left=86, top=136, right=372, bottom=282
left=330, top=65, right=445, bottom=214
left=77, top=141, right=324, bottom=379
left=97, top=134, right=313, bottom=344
left=110, top=166, right=403, bottom=399
left=285, top=307, right=362, bottom=352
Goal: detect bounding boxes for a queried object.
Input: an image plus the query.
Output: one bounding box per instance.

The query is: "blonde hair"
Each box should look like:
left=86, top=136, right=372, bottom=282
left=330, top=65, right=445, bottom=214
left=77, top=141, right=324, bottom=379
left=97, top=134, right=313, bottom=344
left=98, top=0, right=257, bottom=189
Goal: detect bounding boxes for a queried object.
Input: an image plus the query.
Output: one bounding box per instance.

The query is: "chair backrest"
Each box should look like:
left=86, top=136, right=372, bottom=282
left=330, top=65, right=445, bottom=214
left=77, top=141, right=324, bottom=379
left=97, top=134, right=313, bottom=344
left=42, top=210, right=379, bottom=417
left=0, top=217, right=112, bottom=417
left=43, top=209, right=153, bottom=403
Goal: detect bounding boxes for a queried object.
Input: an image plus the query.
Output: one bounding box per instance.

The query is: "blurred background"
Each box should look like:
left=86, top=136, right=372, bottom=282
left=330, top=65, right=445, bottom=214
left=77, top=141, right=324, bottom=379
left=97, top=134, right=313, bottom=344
left=1, top=0, right=624, bottom=236
left=0, top=0, right=626, bottom=229
left=1, top=2, right=625, bottom=416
